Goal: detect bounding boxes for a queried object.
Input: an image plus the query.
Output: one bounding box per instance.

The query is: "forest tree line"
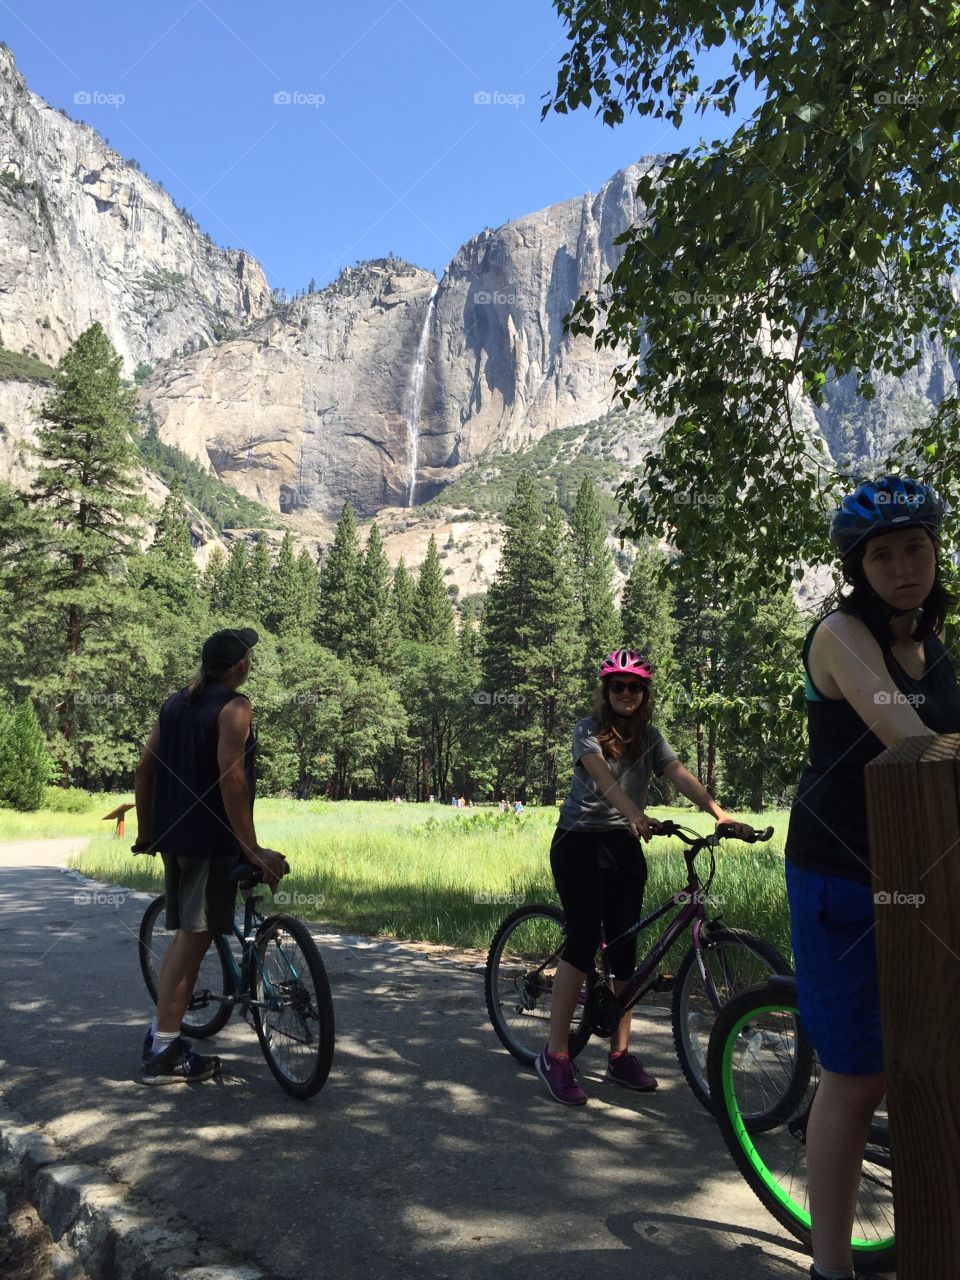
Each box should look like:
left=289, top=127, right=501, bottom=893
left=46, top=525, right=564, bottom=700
left=0, top=324, right=808, bottom=809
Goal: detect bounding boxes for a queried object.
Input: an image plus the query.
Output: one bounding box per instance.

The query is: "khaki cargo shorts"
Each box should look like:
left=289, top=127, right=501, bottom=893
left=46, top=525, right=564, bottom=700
left=161, top=854, right=238, bottom=934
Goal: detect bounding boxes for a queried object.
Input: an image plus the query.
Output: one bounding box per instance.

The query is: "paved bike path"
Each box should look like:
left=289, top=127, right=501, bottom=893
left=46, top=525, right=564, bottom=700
left=0, top=841, right=857, bottom=1280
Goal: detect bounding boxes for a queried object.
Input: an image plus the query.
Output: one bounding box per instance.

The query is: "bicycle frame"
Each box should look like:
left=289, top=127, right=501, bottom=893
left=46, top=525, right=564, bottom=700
left=186, top=886, right=295, bottom=1020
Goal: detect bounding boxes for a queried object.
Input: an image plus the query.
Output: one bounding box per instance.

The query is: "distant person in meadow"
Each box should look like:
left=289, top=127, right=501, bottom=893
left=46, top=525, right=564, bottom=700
left=535, top=648, right=753, bottom=1106
left=784, top=477, right=960, bottom=1280
left=132, top=627, right=288, bottom=1085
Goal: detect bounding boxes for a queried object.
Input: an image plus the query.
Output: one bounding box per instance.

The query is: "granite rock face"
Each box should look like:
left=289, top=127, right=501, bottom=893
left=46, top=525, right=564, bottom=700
left=0, top=46, right=270, bottom=375
left=142, top=165, right=654, bottom=519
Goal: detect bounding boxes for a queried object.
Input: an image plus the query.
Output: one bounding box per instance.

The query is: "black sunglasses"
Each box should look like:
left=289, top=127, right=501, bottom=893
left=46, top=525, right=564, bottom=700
left=609, top=679, right=646, bottom=695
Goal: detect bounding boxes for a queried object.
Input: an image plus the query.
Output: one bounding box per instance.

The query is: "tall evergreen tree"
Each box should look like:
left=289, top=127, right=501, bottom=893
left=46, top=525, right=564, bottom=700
left=142, top=480, right=199, bottom=610
left=413, top=535, right=455, bottom=647
left=479, top=473, right=544, bottom=798
left=249, top=533, right=272, bottom=622
left=620, top=540, right=676, bottom=687
left=202, top=544, right=227, bottom=608
left=266, top=531, right=302, bottom=635
left=570, top=477, right=620, bottom=698
left=356, top=523, right=394, bottom=665
left=220, top=539, right=254, bottom=618
left=26, top=323, right=146, bottom=777
left=296, top=547, right=321, bottom=635
left=526, top=500, right=583, bottom=803
left=316, top=503, right=362, bottom=657
left=389, top=558, right=417, bottom=640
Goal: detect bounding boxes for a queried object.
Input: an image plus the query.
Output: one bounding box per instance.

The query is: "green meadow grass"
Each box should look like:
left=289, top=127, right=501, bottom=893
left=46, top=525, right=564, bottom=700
left=65, top=800, right=793, bottom=959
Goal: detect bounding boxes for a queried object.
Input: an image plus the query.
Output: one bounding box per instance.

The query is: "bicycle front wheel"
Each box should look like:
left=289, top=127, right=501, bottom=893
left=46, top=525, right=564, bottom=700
left=484, top=904, right=594, bottom=1067
left=138, top=894, right=234, bottom=1039
left=253, top=914, right=335, bottom=1098
left=707, top=981, right=895, bottom=1273
left=672, top=926, right=791, bottom=1113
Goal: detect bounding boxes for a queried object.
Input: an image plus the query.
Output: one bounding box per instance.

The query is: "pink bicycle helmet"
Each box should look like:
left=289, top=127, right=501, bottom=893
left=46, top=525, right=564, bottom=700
left=598, top=649, right=653, bottom=681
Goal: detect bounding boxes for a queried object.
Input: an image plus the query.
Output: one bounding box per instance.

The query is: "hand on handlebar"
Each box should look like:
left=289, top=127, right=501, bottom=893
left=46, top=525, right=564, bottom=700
left=715, top=818, right=773, bottom=843
left=250, top=847, right=289, bottom=889
left=628, top=814, right=662, bottom=841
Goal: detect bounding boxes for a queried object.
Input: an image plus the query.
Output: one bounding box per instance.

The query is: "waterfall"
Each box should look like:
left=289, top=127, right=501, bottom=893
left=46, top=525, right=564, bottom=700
left=403, top=288, right=437, bottom=507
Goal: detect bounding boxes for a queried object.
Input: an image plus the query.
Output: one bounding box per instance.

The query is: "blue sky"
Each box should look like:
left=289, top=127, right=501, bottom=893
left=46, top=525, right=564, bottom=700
left=6, top=2, right=751, bottom=293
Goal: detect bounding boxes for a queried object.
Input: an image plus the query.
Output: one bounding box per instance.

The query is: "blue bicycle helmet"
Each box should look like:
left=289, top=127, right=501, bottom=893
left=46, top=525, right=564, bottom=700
left=829, top=476, right=944, bottom=557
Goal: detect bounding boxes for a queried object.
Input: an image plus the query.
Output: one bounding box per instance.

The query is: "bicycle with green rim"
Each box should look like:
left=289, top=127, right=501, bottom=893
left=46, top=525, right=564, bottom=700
left=706, top=974, right=895, bottom=1275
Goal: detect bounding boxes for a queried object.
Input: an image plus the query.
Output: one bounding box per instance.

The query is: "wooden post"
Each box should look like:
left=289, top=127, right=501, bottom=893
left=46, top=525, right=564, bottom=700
left=865, top=733, right=960, bottom=1280
left=101, top=801, right=135, bottom=838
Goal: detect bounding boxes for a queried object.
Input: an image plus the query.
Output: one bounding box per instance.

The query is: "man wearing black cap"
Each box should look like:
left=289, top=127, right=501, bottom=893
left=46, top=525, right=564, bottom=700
left=132, top=626, right=289, bottom=1084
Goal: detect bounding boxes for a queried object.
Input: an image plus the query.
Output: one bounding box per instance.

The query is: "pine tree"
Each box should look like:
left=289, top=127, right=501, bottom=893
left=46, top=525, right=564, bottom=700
left=479, top=472, right=544, bottom=797
left=389, top=558, right=417, bottom=640
left=413, top=535, right=455, bottom=647
left=620, top=540, right=676, bottom=686
left=316, top=503, right=362, bottom=657
left=250, top=533, right=272, bottom=621
left=296, top=547, right=321, bottom=634
left=142, top=480, right=199, bottom=610
left=220, top=539, right=254, bottom=618
left=27, top=323, right=146, bottom=777
left=526, top=500, right=583, bottom=803
left=570, top=477, right=620, bottom=698
left=356, top=523, right=394, bottom=665
left=202, top=545, right=227, bottom=608
left=266, top=531, right=302, bottom=635
left=0, top=699, right=53, bottom=811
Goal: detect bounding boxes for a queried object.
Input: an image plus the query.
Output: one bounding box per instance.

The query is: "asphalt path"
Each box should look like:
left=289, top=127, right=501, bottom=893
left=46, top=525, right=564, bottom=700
left=0, top=839, right=872, bottom=1280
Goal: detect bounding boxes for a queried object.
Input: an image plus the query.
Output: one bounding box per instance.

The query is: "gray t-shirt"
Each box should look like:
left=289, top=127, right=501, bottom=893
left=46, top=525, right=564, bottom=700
left=557, top=716, right=678, bottom=830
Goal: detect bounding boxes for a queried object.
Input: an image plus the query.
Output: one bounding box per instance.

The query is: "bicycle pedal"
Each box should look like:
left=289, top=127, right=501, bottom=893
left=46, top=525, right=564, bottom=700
left=652, top=973, right=676, bottom=993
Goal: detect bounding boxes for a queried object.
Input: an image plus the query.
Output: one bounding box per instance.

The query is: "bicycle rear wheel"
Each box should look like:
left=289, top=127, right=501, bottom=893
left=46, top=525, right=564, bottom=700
left=707, top=981, right=895, bottom=1273
left=484, top=904, right=594, bottom=1067
left=138, top=894, right=234, bottom=1039
left=672, top=926, right=791, bottom=1114
left=253, top=913, right=335, bottom=1098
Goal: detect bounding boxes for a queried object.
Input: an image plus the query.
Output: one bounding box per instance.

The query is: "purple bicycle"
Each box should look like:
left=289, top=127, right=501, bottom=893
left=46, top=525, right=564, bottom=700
left=484, top=819, right=790, bottom=1109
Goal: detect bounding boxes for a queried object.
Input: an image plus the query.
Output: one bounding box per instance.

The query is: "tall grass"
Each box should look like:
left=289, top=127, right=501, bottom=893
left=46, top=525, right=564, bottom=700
left=68, top=802, right=793, bottom=958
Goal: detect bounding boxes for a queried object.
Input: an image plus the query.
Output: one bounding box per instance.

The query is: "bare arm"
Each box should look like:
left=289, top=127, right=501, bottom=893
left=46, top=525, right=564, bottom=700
left=131, top=721, right=161, bottom=852
left=811, top=614, right=933, bottom=748
left=217, top=698, right=288, bottom=887
left=579, top=752, right=657, bottom=839
left=662, top=759, right=755, bottom=838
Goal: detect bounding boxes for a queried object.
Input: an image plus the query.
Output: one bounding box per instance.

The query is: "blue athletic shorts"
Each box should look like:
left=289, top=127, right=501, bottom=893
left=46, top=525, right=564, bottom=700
left=785, top=861, right=884, bottom=1076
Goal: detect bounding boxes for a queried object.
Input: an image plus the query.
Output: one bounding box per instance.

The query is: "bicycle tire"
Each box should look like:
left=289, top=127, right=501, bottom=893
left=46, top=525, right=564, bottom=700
left=484, top=904, right=594, bottom=1068
left=672, top=926, right=792, bottom=1115
left=252, top=913, right=335, bottom=1098
left=138, top=894, right=234, bottom=1039
left=706, top=982, right=895, bottom=1273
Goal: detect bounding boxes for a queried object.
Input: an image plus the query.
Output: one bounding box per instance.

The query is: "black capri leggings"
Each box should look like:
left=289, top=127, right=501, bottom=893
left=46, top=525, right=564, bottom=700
left=550, top=824, right=648, bottom=980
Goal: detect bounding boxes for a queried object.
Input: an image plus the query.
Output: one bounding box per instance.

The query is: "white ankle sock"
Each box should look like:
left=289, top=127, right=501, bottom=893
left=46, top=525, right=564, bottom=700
left=150, top=1030, right=178, bottom=1053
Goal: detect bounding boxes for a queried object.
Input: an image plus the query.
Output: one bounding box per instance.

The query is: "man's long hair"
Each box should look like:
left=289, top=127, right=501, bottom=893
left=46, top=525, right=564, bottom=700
left=821, top=531, right=953, bottom=644
left=589, top=679, right=654, bottom=761
left=186, top=659, right=244, bottom=702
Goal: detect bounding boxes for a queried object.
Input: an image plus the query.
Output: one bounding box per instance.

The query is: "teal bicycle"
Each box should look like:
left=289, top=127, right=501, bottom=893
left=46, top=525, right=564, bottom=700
left=139, top=862, right=335, bottom=1098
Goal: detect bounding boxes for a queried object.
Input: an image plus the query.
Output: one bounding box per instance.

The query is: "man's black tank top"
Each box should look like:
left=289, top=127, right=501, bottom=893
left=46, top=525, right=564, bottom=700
left=151, top=682, right=256, bottom=860
left=785, top=612, right=960, bottom=883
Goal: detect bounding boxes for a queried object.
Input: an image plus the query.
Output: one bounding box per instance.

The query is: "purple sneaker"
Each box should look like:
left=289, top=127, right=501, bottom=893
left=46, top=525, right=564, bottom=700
left=606, top=1052, right=658, bottom=1092
left=535, top=1048, right=587, bottom=1105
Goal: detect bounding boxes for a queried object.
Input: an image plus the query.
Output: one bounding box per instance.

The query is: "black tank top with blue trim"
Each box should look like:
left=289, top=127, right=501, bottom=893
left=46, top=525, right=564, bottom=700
left=785, top=612, right=960, bottom=884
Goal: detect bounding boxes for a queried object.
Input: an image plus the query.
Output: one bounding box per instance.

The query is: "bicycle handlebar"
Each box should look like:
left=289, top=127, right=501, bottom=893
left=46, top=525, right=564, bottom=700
left=653, top=819, right=774, bottom=846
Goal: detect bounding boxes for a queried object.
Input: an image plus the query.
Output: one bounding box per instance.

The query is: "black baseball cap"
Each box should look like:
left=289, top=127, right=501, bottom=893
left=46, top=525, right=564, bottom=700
left=201, top=627, right=259, bottom=671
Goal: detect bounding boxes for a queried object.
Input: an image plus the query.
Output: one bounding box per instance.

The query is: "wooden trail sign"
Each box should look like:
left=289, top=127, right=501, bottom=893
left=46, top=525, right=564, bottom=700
left=865, top=733, right=960, bottom=1280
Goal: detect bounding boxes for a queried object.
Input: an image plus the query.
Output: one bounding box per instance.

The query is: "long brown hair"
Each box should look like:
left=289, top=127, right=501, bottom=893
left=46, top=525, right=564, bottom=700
left=589, top=679, right=654, bottom=762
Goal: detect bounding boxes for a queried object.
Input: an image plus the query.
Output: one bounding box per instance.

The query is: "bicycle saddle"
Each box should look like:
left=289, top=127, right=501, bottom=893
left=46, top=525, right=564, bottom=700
left=227, top=861, right=264, bottom=885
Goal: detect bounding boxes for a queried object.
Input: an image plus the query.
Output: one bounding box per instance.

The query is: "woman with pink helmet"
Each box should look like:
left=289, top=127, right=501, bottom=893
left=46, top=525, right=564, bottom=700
left=535, top=648, right=753, bottom=1105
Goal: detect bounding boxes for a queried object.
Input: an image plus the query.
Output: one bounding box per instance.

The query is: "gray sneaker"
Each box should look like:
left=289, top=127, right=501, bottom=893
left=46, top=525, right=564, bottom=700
left=141, top=1035, right=220, bottom=1085
left=535, top=1048, right=587, bottom=1105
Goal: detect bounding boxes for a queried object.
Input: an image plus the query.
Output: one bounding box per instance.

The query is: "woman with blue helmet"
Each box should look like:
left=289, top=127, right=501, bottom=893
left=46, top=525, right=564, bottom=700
left=785, top=475, right=960, bottom=1280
